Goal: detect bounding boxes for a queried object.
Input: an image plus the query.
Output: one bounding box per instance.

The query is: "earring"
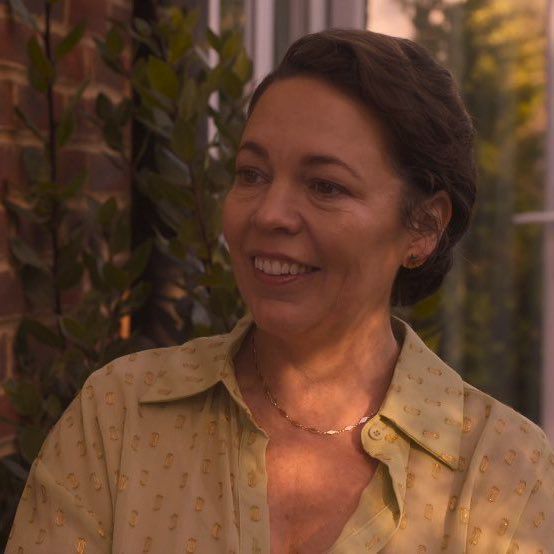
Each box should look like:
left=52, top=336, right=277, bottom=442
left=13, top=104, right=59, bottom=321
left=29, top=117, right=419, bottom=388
left=405, top=254, right=420, bottom=269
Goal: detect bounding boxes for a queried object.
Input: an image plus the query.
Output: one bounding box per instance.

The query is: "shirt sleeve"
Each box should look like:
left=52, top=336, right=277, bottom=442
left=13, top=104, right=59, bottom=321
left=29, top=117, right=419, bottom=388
left=6, top=373, right=120, bottom=553
left=507, top=444, right=554, bottom=553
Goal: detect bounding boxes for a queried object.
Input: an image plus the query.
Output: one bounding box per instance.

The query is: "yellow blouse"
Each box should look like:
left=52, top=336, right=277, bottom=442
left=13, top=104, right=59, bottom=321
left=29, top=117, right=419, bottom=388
left=7, top=313, right=554, bottom=553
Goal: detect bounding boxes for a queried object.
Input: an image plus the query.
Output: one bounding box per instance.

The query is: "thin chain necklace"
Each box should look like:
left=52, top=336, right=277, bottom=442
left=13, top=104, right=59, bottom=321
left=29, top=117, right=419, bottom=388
left=251, top=332, right=379, bottom=436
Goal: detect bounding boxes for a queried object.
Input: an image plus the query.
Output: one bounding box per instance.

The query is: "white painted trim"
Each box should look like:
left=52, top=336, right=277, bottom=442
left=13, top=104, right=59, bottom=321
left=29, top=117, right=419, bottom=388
left=308, top=0, right=327, bottom=33
left=252, top=0, right=276, bottom=87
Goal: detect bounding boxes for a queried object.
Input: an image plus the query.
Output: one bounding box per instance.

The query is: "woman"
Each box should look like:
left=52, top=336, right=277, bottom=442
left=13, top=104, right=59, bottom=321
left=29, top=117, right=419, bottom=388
left=7, top=29, right=553, bottom=553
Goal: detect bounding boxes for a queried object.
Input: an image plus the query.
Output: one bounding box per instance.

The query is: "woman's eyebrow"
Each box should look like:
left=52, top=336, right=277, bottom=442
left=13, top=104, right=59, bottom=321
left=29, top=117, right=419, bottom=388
left=238, top=140, right=362, bottom=181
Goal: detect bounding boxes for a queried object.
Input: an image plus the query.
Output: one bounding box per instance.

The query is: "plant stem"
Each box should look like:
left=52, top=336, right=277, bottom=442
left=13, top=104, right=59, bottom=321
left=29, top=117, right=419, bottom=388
left=43, top=0, right=62, bottom=319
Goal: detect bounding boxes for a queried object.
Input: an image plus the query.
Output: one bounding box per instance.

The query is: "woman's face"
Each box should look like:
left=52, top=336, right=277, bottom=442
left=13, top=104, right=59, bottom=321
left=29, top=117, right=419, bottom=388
left=222, top=76, right=416, bottom=338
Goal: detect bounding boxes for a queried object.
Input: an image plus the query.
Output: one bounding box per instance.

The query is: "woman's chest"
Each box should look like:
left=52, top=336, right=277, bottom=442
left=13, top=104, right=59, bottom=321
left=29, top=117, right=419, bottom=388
left=265, top=437, right=378, bottom=553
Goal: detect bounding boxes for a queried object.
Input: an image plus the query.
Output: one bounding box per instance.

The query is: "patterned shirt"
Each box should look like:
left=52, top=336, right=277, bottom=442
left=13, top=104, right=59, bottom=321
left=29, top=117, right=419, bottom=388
left=6, top=312, right=554, bottom=553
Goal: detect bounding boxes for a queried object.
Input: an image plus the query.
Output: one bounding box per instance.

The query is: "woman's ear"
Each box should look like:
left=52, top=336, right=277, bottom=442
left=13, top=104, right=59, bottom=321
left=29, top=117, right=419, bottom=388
left=403, top=191, right=452, bottom=268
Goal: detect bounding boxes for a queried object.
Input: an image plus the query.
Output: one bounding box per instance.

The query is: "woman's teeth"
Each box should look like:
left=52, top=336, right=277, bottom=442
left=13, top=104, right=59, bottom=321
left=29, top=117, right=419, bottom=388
left=254, top=257, right=314, bottom=276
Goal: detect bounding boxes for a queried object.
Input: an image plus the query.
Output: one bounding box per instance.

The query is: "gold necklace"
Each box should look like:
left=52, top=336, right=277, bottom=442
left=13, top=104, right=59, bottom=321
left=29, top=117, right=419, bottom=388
left=251, top=332, right=378, bottom=436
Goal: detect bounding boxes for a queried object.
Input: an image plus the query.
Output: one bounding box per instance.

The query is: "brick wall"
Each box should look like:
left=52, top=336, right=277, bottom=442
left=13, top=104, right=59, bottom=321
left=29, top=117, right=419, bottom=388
left=0, top=0, right=132, bottom=457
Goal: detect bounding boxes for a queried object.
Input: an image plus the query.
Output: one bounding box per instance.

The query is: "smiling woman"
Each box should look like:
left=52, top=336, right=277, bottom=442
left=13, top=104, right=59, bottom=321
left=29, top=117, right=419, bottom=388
left=6, top=29, right=554, bottom=554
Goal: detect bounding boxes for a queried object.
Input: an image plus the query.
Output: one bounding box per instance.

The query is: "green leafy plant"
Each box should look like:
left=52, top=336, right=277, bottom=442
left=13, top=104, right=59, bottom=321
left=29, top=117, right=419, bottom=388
left=0, top=0, right=151, bottom=544
left=97, top=6, right=251, bottom=342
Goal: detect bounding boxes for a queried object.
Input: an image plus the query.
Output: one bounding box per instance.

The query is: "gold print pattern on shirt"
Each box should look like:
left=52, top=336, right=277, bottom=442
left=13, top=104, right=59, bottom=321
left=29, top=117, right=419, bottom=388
left=150, top=432, right=159, bottom=447
left=469, top=527, right=482, bottom=545
left=487, top=486, right=500, bottom=502
left=164, top=453, right=175, bottom=468
left=479, top=455, right=489, bottom=473
left=448, top=495, right=458, bottom=511
left=195, top=497, right=205, bottom=511
left=67, top=473, right=79, bottom=489
left=403, top=405, right=421, bottom=416
left=495, top=418, right=506, bottom=434
left=416, top=545, right=426, bottom=553
left=515, top=480, right=526, bottom=495
left=190, top=432, right=198, bottom=449
left=129, top=510, right=139, bottom=527
left=504, top=449, right=517, bottom=465
left=431, top=463, right=441, bottom=480
left=153, top=494, right=163, bottom=511
left=186, top=537, right=197, bottom=552
left=202, top=458, right=211, bottom=474
left=117, top=474, right=128, bottom=491
left=212, top=523, right=222, bottom=539
left=169, top=513, right=178, bottom=530
left=250, top=506, right=261, bottom=522
left=531, top=449, right=542, bottom=464
left=175, top=414, right=186, bottom=429
left=55, top=509, right=65, bottom=526
left=498, top=518, right=510, bottom=536
left=459, top=507, right=469, bottom=524
left=532, top=479, right=542, bottom=494
left=143, top=536, right=153, bottom=552
left=423, top=430, right=440, bottom=440
left=180, top=472, right=189, bottom=488
left=533, top=511, right=545, bottom=528
left=365, top=535, right=381, bottom=550
left=463, top=416, right=473, bottom=433
left=76, top=537, right=87, bottom=553
left=140, top=470, right=150, bottom=487
left=424, top=504, right=433, bottom=520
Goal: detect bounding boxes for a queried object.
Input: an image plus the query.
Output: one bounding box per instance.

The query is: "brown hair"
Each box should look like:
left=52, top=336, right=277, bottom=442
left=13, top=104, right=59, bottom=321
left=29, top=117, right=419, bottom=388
left=246, top=29, right=477, bottom=306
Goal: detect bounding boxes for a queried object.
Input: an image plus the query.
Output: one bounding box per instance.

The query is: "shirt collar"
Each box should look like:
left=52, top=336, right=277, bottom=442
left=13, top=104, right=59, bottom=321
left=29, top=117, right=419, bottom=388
left=139, top=312, right=463, bottom=469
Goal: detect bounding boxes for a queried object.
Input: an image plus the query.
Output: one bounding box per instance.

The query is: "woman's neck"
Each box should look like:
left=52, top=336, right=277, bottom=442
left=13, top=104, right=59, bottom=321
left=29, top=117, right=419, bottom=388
left=242, top=311, right=401, bottom=428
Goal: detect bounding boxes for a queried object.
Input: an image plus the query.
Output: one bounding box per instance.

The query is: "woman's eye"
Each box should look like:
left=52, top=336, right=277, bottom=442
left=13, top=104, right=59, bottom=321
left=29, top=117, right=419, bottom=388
left=234, top=168, right=265, bottom=185
left=310, top=180, right=346, bottom=197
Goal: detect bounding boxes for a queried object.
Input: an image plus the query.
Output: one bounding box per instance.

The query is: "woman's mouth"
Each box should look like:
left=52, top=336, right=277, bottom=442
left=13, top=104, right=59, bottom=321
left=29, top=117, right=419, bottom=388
left=251, top=256, right=320, bottom=284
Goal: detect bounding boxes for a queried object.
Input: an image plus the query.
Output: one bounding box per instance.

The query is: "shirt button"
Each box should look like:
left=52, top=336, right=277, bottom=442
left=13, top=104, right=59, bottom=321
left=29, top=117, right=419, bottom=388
left=368, top=426, right=383, bottom=440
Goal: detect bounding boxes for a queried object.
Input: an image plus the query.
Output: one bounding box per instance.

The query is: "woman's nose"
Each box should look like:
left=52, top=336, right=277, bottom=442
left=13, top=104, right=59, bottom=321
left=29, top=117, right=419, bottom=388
left=251, top=182, right=303, bottom=234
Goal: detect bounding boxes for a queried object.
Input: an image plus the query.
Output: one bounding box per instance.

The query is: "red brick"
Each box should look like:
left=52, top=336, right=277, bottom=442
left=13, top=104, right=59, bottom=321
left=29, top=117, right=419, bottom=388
left=109, top=2, right=132, bottom=23
left=68, top=0, right=108, bottom=35
left=23, top=0, right=64, bottom=23
left=0, top=393, right=18, bottom=441
left=91, top=47, right=128, bottom=92
left=0, top=208, right=9, bottom=261
left=0, top=80, right=15, bottom=129
left=0, top=269, right=24, bottom=317
left=16, top=84, right=65, bottom=132
left=57, top=41, right=87, bottom=85
left=0, top=18, right=31, bottom=66
left=0, top=331, right=11, bottom=381
left=0, top=143, right=23, bottom=191
left=74, top=96, right=101, bottom=144
left=87, top=151, right=129, bottom=193
left=59, top=148, right=87, bottom=187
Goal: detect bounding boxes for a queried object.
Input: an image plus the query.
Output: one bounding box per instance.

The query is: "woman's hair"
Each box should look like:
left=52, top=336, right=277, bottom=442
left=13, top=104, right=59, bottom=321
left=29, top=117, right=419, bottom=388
left=246, top=29, right=477, bottom=306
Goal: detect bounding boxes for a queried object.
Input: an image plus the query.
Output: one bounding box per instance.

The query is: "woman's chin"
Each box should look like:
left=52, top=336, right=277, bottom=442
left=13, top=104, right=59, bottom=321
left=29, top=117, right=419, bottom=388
left=247, top=300, right=317, bottom=337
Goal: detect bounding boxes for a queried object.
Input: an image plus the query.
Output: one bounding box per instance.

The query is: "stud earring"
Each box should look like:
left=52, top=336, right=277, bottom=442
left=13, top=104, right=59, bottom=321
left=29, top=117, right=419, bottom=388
left=405, top=254, right=420, bottom=268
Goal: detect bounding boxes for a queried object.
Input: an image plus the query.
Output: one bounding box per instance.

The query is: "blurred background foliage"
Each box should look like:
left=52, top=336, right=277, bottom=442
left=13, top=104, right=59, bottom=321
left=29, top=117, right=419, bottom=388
left=0, top=0, right=250, bottom=545
left=396, top=0, right=546, bottom=421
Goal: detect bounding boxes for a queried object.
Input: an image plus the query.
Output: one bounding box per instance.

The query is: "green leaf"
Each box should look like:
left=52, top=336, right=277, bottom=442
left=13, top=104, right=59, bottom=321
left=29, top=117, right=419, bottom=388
left=103, top=262, right=130, bottom=291
left=125, top=240, right=152, bottom=281
left=206, top=27, right=221, bottom=52
left=171, top=119, right=196, bottom=162
left=19, top=426, right=47, bottom=464
left=56, top=260, right=83, bottom=289
left=57, top=80, right=87, bottom=147
left=4, top=381, right=42, bottom=418
left=108, top=215, right=130, bottom=255
left=21, top=318, right=64, bottom=349
left=14, top=107, right=44, bottom=142
left=27, top=36, right=55, bottom=92
left=233, top=48, right=253, bottom=82
left=221, top=70, right=242, bottom=99
left=105, top=25, right=125, bottom=57
left=95, top=92, right=113, bottom=120
left=60, top=171, right=87, bottom=200
left=133, top=17, right=152, bottom=37
left=8, top=0, right=38, bottom=31
left=146, top=57, right=179, bottom=101
left=60, top=316, right=91, bottom=346
left=10, top=236, right=46, bottom=269
left=56, top=21, right=86, bottom=60
left=44, top=394, right=63, bottom=420
left=221, top=32, right=242, bottom=61
left=97, top=197, right=117, bottom=229
left=168, top=30, right=193, bottom=65
left=178, top=78, right=198, bottom=120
